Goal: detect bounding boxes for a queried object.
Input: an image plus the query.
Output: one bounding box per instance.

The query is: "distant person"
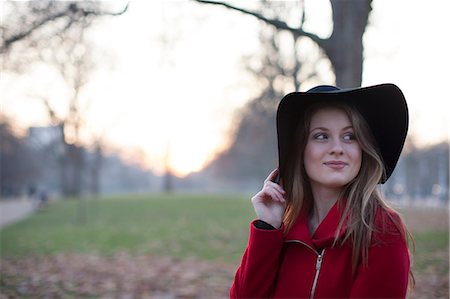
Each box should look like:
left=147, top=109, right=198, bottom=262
left=230, top=84, right=414, bottom=298
left=37, top=189, right=49, bottom=209
left=27, top=185, right=37, bottom=199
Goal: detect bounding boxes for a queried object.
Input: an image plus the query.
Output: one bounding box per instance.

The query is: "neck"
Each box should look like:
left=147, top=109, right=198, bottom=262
left=309, top=183, right=343, bottom=224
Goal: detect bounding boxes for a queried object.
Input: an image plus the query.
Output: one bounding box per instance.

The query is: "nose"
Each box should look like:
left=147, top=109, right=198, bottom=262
left=329, top=139, right=344, bottom=155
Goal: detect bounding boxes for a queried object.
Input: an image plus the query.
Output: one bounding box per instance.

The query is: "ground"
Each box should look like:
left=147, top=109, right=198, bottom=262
left=1, top=252, right=448, bottom=298
left=1, top=254, right=234, bottom=298
left=0, top=196, right=448, bottom=298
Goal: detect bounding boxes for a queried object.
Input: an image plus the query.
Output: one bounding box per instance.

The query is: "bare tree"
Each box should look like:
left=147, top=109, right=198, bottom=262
left=25, top=24, right=97, bottom=198
left=1, top=1, right=128, bottom=197
left=194, top=0, right=372, bottom=88
left=202, top=3, right=308, bottom=187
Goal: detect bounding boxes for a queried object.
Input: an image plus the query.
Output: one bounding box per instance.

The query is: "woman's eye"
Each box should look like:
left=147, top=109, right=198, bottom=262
left=343, top=133, right=356, bottom=141
left=314, top=133, right=328, bottom=140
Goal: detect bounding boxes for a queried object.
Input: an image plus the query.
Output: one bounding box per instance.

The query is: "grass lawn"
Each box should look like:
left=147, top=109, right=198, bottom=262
left=1, top=194, right=448, bottom=274
left=0, top=194, right=255, bottom=263
left=399, top=206, right=449, bottom=276
left=411, top=230, right=449, bottom=275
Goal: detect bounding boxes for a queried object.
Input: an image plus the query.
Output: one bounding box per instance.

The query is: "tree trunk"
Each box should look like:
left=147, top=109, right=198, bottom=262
left=90, top=143, right=102, bottom=196
left=327, top=0, right=372, bottom=88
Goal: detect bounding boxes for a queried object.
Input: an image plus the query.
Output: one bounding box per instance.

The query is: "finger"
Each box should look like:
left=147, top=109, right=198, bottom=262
left=264, top=186, right=285, bottom=203
left=255, top=172, right=285, bottom=204
left=265, top=181, right=285, bottom=195
left=262, top=187, right=279, bottom=203
left=265, top=185, right=285, bottom=203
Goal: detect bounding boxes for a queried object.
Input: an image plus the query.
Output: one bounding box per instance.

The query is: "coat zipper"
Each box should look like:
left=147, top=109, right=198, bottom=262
left=285, top=240, right=325, bottom=299
left=310, top=249, right=325, bottom=299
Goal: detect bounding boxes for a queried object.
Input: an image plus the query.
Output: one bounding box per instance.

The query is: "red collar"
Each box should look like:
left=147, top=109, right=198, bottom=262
left=285, top=199, right=347, bottom=250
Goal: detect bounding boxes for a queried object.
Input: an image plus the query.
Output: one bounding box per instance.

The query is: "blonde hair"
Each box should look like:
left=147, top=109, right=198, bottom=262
left=281, top=102, right=414, bottom=284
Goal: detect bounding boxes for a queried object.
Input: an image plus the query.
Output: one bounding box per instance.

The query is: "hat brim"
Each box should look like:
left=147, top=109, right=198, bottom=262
left=276, top=83, right=408, bottom=184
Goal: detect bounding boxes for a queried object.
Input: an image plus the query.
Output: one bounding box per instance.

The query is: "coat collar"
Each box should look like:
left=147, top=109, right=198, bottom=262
left=285, top=199, right=347, bottom=250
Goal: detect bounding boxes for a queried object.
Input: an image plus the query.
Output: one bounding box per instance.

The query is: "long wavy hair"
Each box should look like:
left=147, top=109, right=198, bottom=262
left=281, top=102, right=414, bottom=284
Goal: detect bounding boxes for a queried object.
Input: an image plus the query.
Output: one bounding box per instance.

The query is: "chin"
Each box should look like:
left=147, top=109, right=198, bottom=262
left=321, top=177, right=354, bottom=189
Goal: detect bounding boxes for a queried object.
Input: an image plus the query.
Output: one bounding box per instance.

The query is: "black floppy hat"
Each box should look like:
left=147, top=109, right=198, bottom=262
left=276, top=83, right=409, bottom=184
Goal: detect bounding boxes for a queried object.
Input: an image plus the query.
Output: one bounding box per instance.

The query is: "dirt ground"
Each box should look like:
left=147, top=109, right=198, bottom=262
left=1, top=254, right=234, bottom=298
left=1, top=252, right=448, bottom=299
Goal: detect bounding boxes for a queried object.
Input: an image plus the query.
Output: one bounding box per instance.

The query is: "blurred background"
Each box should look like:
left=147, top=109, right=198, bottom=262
left=1, top=1, right=448, bottom=298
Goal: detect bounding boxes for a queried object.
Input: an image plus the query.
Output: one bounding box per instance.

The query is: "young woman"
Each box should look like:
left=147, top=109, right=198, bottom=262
left=230, top=84, right=413, bottom=298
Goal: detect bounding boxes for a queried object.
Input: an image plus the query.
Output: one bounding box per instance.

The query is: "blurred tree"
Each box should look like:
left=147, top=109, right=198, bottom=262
left=194, top=0, right=372, bottom=88
left=201, top=3, right=312, bottom=187
left=1, top=1, right=128, bottom=57
left=1, top=1, right=128, bottom=197
left=89, top=137, right=103, bottom=197
left=0, top=116, right=39, bottom=197
left=163, top=142, right=174, bottom=193
left=44, top=28, right=95, bottom=198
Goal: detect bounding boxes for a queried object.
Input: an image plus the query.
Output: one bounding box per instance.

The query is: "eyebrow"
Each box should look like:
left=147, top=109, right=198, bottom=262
left=310, top=125, right=354, bottom=132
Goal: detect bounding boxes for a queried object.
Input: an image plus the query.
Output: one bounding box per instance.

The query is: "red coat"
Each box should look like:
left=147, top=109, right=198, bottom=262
left=230, top=201, right=410, bottom=298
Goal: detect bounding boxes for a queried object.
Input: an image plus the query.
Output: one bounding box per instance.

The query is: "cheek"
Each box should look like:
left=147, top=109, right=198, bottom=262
left=304, top=143, right=321, bottom=161
left=303, top=144, right=320, bottom=176
left=303, top=145, right=312, bottom=163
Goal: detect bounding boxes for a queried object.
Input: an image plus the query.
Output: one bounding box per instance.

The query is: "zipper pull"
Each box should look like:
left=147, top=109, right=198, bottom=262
left=316, top=251, right=324, bottom=270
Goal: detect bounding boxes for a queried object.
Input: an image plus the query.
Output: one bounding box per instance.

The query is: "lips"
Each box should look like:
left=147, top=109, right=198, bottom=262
left=323, top=161, right=348, bottom=169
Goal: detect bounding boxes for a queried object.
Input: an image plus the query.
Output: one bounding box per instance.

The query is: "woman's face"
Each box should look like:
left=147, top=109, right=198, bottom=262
left=304, top=107, right=362, bottom=192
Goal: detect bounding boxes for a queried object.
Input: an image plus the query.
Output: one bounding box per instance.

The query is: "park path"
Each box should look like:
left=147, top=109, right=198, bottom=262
left=0, top=198, right=37, bottom=229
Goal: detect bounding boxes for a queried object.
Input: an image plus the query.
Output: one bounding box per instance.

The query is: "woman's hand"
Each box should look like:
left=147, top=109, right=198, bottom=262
left=251, top=169, right=286, bottom=229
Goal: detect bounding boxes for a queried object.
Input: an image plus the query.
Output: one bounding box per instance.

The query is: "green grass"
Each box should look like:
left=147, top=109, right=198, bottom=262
left=1, top=194, right=448, bottom=276
left=412, top=230, right=449, bottom=275
left=0, top=194, right=254, bottom=262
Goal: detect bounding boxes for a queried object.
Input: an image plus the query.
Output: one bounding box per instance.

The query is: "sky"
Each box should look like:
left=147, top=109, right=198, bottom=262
left=2, top=0, right=449, bottom=177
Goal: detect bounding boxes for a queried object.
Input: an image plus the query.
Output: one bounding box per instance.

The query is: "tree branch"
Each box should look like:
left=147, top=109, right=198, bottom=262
left=1, top=10, right=68, bottom=52
left=77, top=2, right=130, bottom=17
left=194, top=0, right=329, bottom=51
left=0, top=2, right=129, bottom=53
